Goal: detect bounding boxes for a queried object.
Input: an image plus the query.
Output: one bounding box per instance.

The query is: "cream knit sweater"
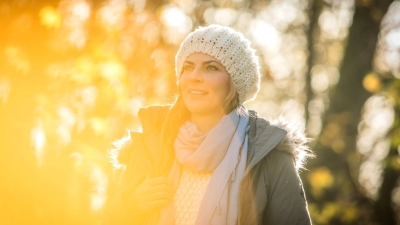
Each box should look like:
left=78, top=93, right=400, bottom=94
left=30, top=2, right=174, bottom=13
left=174, top=167, right=213, bottom=225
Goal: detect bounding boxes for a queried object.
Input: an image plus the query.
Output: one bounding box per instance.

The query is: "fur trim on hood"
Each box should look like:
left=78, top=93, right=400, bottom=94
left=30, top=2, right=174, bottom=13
left=269, top=117, right=314, bottom=170
left=109, top=116, right=313, bottom=171
left=109, top=132, right=134, bottom=170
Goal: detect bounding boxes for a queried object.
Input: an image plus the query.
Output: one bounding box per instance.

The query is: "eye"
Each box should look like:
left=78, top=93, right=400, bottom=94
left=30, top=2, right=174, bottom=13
left=182, top=64, right=194, bottom=72
left=206, top=65, right=219, bottom=71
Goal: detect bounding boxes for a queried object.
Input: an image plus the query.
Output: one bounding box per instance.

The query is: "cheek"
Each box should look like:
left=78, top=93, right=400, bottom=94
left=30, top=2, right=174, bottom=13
left=216, top=77, right=231, bottom=98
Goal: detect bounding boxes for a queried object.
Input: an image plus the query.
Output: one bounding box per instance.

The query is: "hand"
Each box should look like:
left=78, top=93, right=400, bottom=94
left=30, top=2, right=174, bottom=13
left=126, top=177, right=174, bottom=215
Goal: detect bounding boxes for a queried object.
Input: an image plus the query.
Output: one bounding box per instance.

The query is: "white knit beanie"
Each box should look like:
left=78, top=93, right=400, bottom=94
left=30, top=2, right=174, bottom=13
left=175, top=24, right=261, bottom=104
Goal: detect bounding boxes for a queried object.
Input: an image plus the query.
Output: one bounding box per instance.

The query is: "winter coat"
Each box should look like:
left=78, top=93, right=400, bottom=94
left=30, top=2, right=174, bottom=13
left=105, top=105, right=312, bottom=225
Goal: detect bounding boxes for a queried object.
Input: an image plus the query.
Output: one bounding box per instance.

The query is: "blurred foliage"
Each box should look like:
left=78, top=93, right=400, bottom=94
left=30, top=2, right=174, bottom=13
left=0, top=0, right=399, bottom=224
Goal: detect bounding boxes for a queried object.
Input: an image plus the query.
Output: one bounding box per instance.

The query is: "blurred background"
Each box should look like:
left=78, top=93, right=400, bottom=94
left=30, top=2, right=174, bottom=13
left=0, top=0, right=399, bottom=224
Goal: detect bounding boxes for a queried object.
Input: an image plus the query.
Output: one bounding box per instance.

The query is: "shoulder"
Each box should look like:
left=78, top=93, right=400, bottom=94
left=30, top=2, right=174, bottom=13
left=138, top=105, right=171, bottom=132
left=261, top=148, right=312, bottom=224
left=248, top=109, right=314, bottom=170
left=109, top=104, right=172, bottom=169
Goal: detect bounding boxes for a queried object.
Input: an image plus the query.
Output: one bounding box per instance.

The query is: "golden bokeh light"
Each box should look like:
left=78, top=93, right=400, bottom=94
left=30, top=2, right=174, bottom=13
left=89, top=166, right=108, bottom=212
left=4, top=46, right=31, bottom=75
left=308, top=167, right=334, bottom=197
left=318, top=10, right=338, bottom=39
left=0, top=77, right=11, bottom=105
left=161, top=5, right=186, bottom=28
left=160, top=5, right=192, bottom=44
left=57, top=106, right=76, bottom=145
left=311, top=66, right=330, bottom=93
left=250, top=20, right=280, bottom=52
left=213, top=8, right=237, bottom=26
left=68, top=28, right=87, bottom=48
left=97, top=1, right=126, bottom=30
left=39, top=6, right=62, bottom=29
left=363, top=73, right=382, bottom=93
left=99, top=60, right=127, bottom=82
left=357, top=95, right=395, bottom=199
left=30, top=122, right=47, bottom=166
left=90, top=117, right=107, bottom=136
left=142, top=22, right=161, bottom=46
left=72, top=1, right=91, bottom=21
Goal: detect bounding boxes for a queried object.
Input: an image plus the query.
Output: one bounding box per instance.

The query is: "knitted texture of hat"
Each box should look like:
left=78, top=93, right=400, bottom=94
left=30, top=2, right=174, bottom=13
left=175, top=24, right=261, bottom=104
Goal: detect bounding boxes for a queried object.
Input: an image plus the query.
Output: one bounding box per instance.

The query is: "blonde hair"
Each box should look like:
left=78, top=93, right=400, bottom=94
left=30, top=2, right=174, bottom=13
left=222, top=78, right=239, bottom=114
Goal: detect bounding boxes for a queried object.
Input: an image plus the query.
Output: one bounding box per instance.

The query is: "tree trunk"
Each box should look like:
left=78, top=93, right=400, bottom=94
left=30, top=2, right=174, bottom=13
left=305, top=0, right=320, bottom=123
left=305, top=0, right=394, bottom=223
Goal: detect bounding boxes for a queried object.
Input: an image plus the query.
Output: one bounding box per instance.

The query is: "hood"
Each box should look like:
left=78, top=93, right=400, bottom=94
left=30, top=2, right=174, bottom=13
left=268, top=116, right=313, bottom=170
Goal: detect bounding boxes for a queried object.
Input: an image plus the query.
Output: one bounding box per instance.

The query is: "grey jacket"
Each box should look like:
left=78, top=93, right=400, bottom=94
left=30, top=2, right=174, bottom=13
left=106, top=105, right=312, bottom=225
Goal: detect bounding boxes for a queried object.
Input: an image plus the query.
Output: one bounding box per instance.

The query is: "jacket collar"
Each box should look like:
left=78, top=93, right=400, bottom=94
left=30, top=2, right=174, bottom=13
left=247, top=110, right=312, bottom=172
left=111, top=106, right=312, bottom=171
left=245, top=110, right=287, bottom=175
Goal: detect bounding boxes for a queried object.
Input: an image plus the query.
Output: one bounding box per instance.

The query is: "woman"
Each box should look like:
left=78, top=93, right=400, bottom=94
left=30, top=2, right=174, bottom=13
left=106, top=24, right=313, bottom=225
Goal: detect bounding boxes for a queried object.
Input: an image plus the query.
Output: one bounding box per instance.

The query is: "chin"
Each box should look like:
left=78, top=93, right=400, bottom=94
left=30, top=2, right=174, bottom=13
left=186, top=106, right=206, bottom=115
left=187, top=106, right=225, bottom=117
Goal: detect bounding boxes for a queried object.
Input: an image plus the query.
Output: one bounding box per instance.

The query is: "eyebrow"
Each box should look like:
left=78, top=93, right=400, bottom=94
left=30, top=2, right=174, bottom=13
left=184, top=60, right=223, bottom=66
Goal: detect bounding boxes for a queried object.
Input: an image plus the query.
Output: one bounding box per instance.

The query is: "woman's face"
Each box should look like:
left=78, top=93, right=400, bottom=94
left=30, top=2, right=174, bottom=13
left=179, top=52, right=231, bottom=118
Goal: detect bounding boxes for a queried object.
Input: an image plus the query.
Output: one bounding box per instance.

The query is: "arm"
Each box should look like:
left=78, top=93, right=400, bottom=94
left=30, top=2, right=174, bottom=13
left=103, top=133, right=148, bottom=225
left=263, top=150, right=311, bottom=225
left=104, top=133, right=173, bottom=225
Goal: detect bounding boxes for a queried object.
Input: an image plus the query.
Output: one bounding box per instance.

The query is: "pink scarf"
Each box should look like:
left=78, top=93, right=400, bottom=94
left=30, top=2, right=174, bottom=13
left=159, top=107, right=249, bottom=225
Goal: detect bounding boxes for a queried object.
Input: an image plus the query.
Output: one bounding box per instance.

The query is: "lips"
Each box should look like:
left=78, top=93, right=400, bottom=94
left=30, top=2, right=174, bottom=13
left=188, top=89, right=208, bottom=95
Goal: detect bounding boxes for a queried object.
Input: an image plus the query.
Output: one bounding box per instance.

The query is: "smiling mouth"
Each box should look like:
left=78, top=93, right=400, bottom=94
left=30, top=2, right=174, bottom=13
left=189, top=90, right=207, bottom=95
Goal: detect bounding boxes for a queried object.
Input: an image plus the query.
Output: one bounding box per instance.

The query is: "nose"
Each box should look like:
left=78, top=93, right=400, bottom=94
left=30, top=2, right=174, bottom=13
left=186, top=66, right=203, bottom=82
